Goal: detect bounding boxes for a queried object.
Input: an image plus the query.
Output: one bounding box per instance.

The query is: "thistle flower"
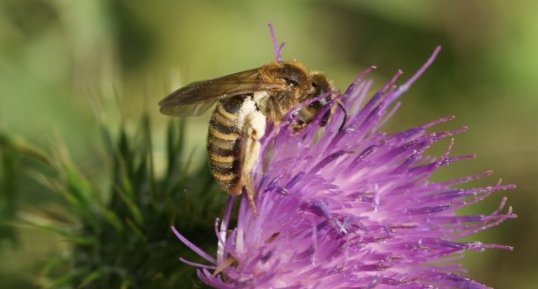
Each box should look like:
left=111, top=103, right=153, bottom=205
left=174, top=47, right=516, bottom=288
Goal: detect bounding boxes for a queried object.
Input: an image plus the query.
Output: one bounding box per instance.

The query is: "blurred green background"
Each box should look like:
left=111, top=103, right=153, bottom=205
left=0, top=0, right=536, bottom=288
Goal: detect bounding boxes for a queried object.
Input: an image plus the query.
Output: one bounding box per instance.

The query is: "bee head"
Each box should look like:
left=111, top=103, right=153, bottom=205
left=310, top=72, right=332, bottom=96
left=260, top=62, right=333, bottom=115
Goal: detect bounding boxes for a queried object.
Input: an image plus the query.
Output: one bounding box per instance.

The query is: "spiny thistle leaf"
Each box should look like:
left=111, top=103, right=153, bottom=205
left=0, top=134, right=19, bottom=245
left=0, top=134, right=48, bottom=246
left=17, top=115, right=223, bottom=289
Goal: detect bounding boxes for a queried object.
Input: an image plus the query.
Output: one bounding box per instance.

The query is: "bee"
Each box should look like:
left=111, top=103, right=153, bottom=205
left=159, top=61, right=333, bottom=211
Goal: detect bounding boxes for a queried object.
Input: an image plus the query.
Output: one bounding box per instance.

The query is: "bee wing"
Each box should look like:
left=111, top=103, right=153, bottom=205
left=160, top=101, right=215, bottom=117
left=159, top=68, right=284, bottom=116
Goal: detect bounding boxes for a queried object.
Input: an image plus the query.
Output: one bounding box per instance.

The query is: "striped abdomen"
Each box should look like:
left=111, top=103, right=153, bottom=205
left=207, top=95, right=245, bottom=195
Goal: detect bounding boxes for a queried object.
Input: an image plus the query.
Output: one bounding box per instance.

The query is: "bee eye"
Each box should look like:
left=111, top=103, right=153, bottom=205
left=284, top=78, right=299, bottom=87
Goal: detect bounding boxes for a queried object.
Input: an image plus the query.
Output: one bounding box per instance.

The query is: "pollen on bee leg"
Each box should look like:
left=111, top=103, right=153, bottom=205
left=239, top=109, right=266, bottom=215
left=243, top=180, right=258, bottom=215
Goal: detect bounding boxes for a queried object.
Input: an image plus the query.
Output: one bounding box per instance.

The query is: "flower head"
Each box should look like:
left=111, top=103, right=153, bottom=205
left=173, top=47, right=515, bottom=289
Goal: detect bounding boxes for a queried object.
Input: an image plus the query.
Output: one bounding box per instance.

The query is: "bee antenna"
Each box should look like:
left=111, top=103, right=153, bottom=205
left=267, top=23, right=285, bottom=62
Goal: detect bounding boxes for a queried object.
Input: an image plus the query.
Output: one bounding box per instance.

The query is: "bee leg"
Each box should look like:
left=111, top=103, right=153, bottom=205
left=335, top=100, right=348, bottom=132
left=239, top=110, right=267, bottom=215
left=291, top=119, right=306, bottom=133
left=297, top=100, right=348, bottom=132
